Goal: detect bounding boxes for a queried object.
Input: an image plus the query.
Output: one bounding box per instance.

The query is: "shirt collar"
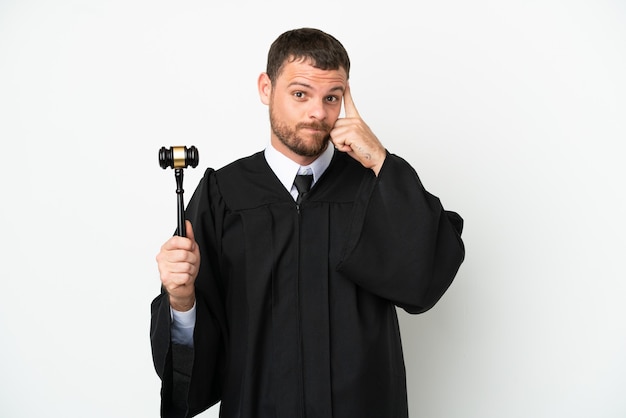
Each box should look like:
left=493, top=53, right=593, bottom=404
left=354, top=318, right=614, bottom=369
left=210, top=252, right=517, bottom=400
left=264, top=142, right=334, bottom=193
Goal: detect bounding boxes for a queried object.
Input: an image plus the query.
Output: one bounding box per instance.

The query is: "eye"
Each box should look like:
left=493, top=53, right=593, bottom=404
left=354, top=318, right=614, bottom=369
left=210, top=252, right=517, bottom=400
left=293, top=91, right=305, bottom=99
left=325, top=95, right=339, bottom=103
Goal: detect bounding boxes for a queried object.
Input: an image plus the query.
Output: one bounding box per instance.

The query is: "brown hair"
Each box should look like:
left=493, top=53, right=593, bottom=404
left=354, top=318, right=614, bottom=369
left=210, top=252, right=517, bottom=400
left=266, top=28, right=350, bottom=83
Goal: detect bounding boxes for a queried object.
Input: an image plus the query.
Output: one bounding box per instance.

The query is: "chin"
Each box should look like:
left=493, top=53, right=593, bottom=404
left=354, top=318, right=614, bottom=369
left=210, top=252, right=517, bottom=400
left=298, top=139, right=329, bottom=158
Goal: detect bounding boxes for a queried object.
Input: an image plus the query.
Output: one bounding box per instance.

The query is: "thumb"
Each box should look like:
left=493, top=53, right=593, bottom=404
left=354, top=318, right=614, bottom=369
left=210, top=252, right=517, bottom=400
left=185, top=220, right=197, bottom=248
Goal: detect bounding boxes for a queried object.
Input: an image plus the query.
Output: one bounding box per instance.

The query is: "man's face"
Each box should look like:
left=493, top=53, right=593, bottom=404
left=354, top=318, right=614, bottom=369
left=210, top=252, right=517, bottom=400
left=260, top=58, right=347, bottom=161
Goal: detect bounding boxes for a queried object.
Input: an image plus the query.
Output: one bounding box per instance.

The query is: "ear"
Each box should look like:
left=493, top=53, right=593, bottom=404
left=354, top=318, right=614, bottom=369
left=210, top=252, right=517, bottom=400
left=258, top=72, right=272, bottom=105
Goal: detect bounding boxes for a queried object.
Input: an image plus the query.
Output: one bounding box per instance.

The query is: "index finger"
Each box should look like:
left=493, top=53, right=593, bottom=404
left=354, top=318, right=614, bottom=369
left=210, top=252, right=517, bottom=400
left=342, top=83, right=360, bottom=118
left=163, top=234, right=195, bottom=252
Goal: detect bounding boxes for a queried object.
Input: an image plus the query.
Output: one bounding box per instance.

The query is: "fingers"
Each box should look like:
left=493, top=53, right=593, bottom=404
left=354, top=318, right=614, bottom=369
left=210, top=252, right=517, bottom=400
left=162, top=231, right=196, bottom=253
left=156, top=221, right=201, bottom=294
left=332, top=85, right=387, bottom=175
left=342, top=83, right=360, bottom=118
left=157, top=249, right=198, bottom=285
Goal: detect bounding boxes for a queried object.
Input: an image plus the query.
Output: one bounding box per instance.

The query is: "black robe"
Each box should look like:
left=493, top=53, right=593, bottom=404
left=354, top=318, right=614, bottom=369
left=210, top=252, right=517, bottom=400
left=151, top=149, right=465, bottom=418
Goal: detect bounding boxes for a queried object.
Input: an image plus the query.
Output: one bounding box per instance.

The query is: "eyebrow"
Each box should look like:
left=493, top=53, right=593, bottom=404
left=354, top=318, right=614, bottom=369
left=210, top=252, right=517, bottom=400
left=287, top=82, right=345, bottom=94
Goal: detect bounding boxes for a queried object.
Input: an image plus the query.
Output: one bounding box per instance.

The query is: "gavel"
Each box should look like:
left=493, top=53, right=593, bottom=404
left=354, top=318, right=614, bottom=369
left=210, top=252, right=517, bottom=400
left=158, top=145, right=199, bottom=237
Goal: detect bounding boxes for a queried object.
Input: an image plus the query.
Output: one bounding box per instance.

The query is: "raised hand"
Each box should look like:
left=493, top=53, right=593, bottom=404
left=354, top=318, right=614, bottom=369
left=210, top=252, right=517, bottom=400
left=330, top=84, right=386, bottom=175
left=156, top=220, right=200, bottom=311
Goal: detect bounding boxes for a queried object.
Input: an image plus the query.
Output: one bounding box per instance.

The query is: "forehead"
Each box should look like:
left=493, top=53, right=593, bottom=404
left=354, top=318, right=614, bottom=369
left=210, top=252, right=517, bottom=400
left=276, top=58, right=348, bottom=88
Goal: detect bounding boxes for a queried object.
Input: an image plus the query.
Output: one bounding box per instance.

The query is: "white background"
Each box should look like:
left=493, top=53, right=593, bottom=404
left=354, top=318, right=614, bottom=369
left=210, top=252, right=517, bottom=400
left=1, top=1, right=625, bottom=417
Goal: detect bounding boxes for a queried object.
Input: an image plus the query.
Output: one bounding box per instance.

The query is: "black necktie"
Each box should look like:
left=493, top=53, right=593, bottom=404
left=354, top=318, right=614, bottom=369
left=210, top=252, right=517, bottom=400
left=294, top=174, right=313, bottom=204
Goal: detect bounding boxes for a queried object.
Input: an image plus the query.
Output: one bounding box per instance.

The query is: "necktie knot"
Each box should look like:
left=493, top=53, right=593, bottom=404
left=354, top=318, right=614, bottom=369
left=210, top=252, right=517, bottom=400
left=294, top=174, right=313, bottom=204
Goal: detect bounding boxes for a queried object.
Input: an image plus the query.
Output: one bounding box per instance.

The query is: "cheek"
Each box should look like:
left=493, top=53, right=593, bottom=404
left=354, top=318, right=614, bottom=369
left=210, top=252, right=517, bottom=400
left=272, top=95, right=290, bottom=113
left=278, top=101, right=302, bottom=121
left=328, top=107, right=342, bottom=124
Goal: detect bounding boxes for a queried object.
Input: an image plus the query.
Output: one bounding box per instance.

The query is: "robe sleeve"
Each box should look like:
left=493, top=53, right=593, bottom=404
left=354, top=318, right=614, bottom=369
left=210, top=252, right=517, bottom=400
left=337, top=152, right=465, bottom=314
left=150, top=168, right=228, bottom=417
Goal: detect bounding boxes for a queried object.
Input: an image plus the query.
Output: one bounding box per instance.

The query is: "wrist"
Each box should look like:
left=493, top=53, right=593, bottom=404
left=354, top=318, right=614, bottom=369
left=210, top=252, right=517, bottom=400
left=372, top=151, right=387, bottom=176
left=169, top=294, right=196, bottom=312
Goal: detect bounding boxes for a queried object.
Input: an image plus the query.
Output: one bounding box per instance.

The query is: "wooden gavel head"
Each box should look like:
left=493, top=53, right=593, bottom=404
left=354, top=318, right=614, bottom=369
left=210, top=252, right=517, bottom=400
left=159, top=145, right=199, bottom=169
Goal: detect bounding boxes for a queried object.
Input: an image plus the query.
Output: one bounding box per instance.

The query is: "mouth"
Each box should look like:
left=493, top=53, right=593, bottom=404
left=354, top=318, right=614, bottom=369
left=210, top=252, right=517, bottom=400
left=301, top=127, right=324, bottom=134
left=299, top=123, right=329, bottom=134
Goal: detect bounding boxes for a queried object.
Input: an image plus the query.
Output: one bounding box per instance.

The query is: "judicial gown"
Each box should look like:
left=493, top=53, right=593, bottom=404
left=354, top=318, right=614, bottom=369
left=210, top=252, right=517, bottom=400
left=151, top=149, right=465, bottom=418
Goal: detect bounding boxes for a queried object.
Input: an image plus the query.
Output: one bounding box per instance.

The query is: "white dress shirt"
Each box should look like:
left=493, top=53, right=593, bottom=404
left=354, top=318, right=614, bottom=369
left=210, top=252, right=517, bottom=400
left=170, top=142, right=334, bottom=346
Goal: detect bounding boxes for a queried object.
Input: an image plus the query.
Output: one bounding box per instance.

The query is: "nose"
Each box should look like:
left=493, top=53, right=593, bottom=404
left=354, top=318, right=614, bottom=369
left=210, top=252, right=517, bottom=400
left=307, top=99, right=327, bottom=120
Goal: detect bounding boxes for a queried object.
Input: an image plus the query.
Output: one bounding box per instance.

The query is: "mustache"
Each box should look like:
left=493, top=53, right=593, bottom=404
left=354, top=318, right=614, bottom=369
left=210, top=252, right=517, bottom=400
left=297, top=121, right=332, bottom=131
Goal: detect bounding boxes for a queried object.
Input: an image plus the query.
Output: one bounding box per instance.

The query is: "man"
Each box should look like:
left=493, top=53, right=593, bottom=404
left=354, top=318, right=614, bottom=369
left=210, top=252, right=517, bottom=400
left=151, top=27, right=465, bottom=418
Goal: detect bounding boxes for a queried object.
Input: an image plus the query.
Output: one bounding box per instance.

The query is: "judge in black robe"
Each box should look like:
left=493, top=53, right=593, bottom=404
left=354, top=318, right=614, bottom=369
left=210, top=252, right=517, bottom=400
left=151, top=147, right=465, bottom=417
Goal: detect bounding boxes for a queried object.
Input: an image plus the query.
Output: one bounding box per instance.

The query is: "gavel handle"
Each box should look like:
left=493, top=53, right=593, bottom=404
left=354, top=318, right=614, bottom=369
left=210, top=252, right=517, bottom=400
left=175, top=168, right=187, bottom=237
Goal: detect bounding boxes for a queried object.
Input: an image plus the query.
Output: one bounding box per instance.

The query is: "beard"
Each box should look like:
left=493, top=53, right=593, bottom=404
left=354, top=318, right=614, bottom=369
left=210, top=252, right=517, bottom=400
left=270, top=108, right=332, bottom=158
